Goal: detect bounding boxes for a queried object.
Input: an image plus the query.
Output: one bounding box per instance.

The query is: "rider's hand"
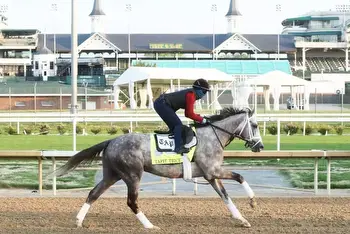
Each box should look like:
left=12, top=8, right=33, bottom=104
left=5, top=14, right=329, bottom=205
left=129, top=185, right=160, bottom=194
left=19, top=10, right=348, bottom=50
left=201, top=117, right=211, bottom=124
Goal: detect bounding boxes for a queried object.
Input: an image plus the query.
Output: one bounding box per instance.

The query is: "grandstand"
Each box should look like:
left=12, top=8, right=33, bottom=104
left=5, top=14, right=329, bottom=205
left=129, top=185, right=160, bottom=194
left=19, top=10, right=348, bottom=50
left=0, top=0, right=348, bottom=110
left=0, top=29, right=39, bottom=76
left=133, top=60, right=292, bottom=76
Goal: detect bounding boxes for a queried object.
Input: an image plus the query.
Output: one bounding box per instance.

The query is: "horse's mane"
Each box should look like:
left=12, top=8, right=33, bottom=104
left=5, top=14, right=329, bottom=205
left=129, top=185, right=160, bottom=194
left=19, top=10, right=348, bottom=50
left=208, top=107, right=254, bottom=123
left=190, top=107, right=254, bottom=128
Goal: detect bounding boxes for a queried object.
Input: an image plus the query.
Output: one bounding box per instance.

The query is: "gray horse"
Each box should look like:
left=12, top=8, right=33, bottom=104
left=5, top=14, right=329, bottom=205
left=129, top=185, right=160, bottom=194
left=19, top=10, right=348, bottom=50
left=54, top=107, right=264, bottom=229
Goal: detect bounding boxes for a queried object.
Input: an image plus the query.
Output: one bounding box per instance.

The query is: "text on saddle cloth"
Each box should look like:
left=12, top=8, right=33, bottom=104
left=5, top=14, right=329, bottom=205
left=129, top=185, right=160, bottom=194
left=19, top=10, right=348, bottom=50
left=150, top=128, right=197, bottom=165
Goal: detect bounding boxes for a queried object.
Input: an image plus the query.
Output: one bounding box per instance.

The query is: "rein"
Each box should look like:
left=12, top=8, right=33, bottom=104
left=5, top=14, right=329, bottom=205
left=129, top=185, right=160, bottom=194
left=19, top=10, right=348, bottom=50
left=208, top=123, right=235, bottom=149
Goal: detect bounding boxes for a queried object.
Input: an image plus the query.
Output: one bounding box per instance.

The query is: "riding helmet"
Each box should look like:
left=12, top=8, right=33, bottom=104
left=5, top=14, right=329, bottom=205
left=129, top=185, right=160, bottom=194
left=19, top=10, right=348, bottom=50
left=193, top=78, right=210, bottom=91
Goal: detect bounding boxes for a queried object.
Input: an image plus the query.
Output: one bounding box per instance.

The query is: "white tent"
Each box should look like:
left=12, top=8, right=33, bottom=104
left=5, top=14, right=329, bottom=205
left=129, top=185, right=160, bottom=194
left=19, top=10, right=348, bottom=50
left=247, top=70, right=309, bottom=86
left=246, top=70, right=310, bottom=111
left=113, top=67, right=234, bottom=110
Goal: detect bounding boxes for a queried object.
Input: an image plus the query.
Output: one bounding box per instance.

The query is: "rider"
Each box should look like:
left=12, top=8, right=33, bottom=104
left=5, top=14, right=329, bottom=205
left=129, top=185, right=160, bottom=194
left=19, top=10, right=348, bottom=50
left=153, top=78, right=211, bottom=154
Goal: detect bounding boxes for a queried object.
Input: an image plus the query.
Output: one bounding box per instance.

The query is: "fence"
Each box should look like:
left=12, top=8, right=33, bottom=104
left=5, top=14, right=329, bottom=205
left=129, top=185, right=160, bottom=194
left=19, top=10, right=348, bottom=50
left=1, top=150, right=349, bottom=196
left=0, top=112, right=350, bottom=151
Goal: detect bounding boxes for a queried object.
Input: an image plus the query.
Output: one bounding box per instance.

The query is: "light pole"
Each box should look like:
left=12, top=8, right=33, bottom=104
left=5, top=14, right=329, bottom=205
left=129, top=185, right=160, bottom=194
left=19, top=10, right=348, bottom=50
left=50, top=2, right=58, bottom=55
left=276, top=4, right=282, bottom=60
left=211, top=4, right=217, bottom=60
left=126, top=4, right=132, bottom=68
left=71, top=0, right=78, bottom=151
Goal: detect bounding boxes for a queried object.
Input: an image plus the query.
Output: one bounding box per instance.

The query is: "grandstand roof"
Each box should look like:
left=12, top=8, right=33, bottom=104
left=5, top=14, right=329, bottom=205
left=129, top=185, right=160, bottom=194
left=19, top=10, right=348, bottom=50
left=282, top=11, right=342, bottom=26
left=1, top=29, right=40, bottom=36
left=37, top=33, right=296, bottom=53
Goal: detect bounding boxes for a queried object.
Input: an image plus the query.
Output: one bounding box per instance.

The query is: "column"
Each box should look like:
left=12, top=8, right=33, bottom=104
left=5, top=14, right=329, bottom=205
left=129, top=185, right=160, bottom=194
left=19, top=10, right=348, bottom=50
left=147, top=78, right=154, bottom=109
left=128, top=81, right=137, bottom=109
left=271, top=85, right=281, bottom=111
left=263, top=86, right=270, bottom=111
left=346, top=48, right=349, bottom=71
left=113, top=85, right=121, bottom=109
left=302, top=47, right=306, bottom=79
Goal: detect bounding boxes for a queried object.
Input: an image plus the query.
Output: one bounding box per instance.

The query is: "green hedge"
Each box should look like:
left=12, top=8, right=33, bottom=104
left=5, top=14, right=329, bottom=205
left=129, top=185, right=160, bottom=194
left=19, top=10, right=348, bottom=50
left=266, top=123, right=347, bottom=136
left=0, top=122, right=347, bottom=136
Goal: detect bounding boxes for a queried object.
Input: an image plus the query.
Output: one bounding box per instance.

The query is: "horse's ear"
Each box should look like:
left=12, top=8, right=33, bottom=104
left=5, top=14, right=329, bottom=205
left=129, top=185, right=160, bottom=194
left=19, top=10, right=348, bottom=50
left=244, top=107, right=253, bottom=116
left=247, top=107, right=254, bottom=117
left=251, top=108, right=255, bottom=116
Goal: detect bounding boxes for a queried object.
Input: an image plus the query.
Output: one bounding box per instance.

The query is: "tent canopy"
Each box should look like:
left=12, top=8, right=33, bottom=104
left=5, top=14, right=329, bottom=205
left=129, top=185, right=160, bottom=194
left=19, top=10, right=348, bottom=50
left=113, top=66, right=234, bottom=86
left=247, top=70, right=309, bottom=86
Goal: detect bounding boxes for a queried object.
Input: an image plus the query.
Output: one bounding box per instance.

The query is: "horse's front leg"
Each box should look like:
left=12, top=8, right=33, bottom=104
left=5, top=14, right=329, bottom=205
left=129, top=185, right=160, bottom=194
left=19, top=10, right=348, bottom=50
left=209, top=168, right=256, bottom=208
left=207, top=179, right=251, bottom=228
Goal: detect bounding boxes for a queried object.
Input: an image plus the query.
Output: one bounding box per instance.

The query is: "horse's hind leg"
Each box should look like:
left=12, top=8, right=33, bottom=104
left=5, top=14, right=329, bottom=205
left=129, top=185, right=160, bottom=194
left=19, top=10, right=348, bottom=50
left=208, top=178, right=251, bottom=228
left=124, top=176, right=159, bottom=229
left=76, top=169, right=120, bottom=227
left=208, top=168, right=256, bottom=208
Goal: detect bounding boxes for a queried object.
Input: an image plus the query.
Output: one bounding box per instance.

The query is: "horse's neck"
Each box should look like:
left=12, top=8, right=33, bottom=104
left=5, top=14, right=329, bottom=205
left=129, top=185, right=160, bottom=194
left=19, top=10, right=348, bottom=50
left=210, top=115, right=242, bottom=144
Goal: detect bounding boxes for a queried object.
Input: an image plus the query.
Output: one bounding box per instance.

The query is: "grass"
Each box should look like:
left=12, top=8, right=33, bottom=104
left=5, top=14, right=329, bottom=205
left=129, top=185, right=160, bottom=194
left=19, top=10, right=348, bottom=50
left=0, top=133, right=349, bottom=190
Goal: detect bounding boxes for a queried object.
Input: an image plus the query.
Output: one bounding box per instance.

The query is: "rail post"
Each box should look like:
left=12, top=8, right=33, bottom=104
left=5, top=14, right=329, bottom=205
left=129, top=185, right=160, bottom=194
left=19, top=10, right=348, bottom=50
left=38, top=157, right=43, bottom=195
left=326, top=153, right=331, bottom=195
left=172, top=178, right=176, bottom=195
left=314, top=158, right=318, bottom=195
left=52, top=157, right=57, bottom=196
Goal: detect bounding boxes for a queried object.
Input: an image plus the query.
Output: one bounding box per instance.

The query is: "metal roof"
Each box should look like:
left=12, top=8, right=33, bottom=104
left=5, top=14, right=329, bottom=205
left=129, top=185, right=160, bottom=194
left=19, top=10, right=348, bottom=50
left=37, top=33, right=296, bottom=54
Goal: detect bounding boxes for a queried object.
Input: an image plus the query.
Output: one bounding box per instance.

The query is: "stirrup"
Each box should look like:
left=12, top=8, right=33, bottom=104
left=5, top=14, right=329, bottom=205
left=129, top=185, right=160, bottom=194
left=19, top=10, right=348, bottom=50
left=182, top=153, right=192, bottom=182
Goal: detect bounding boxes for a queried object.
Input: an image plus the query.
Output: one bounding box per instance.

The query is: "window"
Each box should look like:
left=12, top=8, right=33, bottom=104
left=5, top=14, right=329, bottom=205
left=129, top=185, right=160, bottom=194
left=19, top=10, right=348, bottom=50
left=35, top=61, right=38, bottom=69
left=50, top=62, right=54, bottom=70
left=15, top=101, right=26, bottom=107
left=41, top=101, right=54, bottom=107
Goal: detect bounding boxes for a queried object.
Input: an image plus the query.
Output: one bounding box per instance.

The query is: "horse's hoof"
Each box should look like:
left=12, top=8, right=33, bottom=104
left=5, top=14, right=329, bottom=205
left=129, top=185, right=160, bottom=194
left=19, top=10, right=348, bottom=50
left=249, top=198, right=257, bottom=208
left=146, top=225, right=160, bottom=230
left=242, top=221, right=251, bottom=228
left=76, top=220, right=83, bottom=228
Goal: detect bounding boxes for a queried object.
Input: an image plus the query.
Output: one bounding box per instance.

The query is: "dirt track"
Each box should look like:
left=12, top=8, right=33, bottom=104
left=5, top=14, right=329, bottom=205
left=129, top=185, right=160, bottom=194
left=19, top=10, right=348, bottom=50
left=0, top=197, right=349, bottom=234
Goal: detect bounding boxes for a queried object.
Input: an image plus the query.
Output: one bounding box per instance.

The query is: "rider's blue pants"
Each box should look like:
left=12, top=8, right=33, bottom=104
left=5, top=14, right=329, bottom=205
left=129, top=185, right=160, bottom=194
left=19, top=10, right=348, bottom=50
left=153, top=96, right=183, bottom=151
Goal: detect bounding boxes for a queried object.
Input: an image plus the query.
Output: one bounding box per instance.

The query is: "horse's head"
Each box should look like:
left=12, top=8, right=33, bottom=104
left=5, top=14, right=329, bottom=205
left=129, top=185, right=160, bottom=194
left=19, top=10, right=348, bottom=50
left=234, top=108, right=264, bottom=152
left=209, top=107, right=264, bottom=152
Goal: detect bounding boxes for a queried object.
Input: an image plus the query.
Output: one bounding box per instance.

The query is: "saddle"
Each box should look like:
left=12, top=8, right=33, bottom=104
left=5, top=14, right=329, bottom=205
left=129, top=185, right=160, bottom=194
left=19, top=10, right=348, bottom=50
left=153, top=125, right=197, bottom=153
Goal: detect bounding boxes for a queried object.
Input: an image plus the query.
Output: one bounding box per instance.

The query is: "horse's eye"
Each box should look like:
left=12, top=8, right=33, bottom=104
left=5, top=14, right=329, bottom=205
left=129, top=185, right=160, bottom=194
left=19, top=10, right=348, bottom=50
left=251, top=123, right=258, bottom=128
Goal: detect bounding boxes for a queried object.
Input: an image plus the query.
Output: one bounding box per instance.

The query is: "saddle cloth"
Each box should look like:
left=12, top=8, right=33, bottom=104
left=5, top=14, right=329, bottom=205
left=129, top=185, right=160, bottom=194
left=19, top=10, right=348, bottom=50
left=150, top=127, right=197, bottom=165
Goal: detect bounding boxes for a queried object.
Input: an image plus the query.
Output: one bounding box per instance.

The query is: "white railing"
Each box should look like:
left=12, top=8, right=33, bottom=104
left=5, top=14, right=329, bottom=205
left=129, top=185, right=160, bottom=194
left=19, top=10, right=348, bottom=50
left=2, top=150, right=349, bottom=196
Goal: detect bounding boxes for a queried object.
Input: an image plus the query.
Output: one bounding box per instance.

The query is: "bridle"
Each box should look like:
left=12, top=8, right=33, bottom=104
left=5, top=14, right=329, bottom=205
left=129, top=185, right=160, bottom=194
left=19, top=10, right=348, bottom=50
left=206, top=113, right=262, bottom=150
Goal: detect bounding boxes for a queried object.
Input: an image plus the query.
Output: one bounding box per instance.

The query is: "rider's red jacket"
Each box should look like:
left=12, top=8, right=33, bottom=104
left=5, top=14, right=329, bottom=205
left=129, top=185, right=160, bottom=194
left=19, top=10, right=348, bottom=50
left=184, top=91, right=203, bottom=123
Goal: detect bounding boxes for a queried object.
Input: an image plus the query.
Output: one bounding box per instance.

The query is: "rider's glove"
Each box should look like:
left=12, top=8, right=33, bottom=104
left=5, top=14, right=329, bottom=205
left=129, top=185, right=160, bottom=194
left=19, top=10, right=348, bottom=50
left=201, top=117, right=211, bottom=124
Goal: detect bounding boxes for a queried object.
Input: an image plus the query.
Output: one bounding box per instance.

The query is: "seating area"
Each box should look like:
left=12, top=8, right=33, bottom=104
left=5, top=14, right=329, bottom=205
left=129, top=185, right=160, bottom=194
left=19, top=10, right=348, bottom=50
left=290, top=58, right=347, bottom=73
left=135, top=60, right=292, bottom=75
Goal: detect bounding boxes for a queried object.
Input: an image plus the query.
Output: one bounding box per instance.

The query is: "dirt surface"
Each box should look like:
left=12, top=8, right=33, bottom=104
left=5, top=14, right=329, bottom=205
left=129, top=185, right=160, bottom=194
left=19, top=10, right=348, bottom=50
left=0, top=197, right=349, bottom=234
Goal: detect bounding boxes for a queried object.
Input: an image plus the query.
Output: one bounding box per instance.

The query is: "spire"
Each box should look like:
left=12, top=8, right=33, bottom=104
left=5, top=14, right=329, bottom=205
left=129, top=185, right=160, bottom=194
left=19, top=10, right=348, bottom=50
left=89, top=0, right=105, bottom=16
left=226, top=0, right=241, bottom=16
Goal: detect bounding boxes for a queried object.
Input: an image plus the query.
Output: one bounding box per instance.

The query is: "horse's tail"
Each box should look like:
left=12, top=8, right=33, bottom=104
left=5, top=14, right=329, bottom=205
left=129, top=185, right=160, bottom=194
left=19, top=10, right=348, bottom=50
left=53, top=139, right=111, bottom=177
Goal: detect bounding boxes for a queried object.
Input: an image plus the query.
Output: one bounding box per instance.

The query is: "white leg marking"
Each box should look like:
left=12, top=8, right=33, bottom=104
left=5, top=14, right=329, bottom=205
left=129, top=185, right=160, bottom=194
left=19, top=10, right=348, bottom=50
left=226, top=198, right=251, bottom=228
left=136, top=211, right=156, bottom=229
left=76, top=203, right=90, bottom=227
left=226, top=197, right=243, bottom=219
left=182, top=154, right=192, bottom=181
left=242, top=181, right=255, bottom=198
